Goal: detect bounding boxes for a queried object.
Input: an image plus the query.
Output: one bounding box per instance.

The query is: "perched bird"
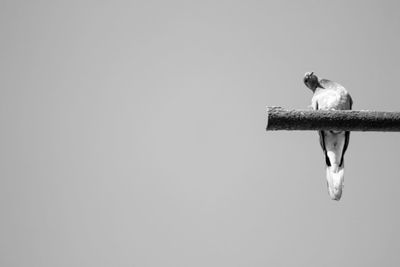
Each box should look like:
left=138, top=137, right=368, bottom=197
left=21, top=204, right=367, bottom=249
left=303, top=72, right=353, bottom=200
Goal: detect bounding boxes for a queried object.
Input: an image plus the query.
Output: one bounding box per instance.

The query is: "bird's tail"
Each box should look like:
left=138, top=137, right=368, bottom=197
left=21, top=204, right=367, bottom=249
left=326, top=163, right=344, bottom=201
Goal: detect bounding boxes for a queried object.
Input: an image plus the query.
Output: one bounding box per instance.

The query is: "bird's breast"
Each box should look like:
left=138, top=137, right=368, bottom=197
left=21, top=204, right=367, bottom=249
left=313, top=88, right=350, bottom=110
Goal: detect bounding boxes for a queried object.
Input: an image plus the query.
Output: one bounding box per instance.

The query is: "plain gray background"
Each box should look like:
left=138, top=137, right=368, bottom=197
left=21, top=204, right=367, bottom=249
left=1, top=1, right=400, bottom=266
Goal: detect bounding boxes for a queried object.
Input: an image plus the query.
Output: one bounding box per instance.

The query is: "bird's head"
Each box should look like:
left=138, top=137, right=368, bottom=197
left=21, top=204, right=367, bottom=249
left=303, top=71, right=320, bottom=92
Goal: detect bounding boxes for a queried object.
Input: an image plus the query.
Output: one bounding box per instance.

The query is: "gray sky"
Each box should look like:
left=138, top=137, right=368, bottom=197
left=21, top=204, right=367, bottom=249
left=1, top=1, right=400, bottom=266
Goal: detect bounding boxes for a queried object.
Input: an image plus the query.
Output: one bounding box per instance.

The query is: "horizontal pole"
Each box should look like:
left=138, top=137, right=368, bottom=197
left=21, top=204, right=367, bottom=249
left=266, top=106, right=400, bottom=132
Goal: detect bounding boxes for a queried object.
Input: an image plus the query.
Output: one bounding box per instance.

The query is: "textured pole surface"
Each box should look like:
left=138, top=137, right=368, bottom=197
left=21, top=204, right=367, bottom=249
left=266, top=106, right=400, bottom=132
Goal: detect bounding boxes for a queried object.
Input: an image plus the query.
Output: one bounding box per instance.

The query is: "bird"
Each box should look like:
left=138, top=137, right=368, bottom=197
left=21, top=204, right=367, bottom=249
left=303, top=72, right=353, bottom=200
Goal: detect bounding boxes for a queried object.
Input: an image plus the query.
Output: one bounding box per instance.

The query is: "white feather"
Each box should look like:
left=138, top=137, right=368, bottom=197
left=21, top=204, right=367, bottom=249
left=324, top=129, right=346, bottom=200
left=326, top=165, right=344, bottom=200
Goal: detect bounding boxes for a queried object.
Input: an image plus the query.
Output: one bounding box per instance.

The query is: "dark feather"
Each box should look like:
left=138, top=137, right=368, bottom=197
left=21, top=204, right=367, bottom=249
left=319, top=130, right=331, bottom=166
left=340, top=94, right=352, bottom=166
left=340, top=131, right=350, bottom=167
left=315, top=100, right=331, bottom=166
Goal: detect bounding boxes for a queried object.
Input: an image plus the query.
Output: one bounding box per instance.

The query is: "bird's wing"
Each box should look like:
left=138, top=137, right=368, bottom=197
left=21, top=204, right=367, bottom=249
left=313, top=100, right=331, bottom=167
left=341, top=131, right=350, bottom=166
left=319, top=79, right=344, bottom=90
left=342, top=94, right=353, bottom=160
left=318, top=130, right=331, bottom=166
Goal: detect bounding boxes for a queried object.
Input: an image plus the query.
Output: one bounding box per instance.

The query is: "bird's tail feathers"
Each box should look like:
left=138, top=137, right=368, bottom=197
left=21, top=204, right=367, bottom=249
left=326, top=163, right=344, bottom=201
